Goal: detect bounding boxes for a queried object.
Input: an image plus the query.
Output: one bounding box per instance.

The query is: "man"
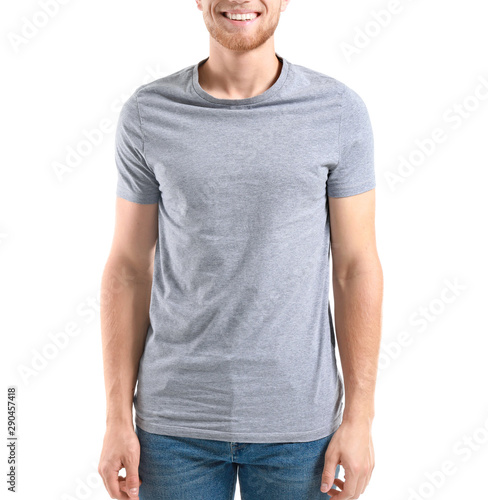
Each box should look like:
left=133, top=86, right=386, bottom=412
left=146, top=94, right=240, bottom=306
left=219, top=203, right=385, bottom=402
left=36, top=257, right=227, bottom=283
left=98, top=0, right=383, bottom=499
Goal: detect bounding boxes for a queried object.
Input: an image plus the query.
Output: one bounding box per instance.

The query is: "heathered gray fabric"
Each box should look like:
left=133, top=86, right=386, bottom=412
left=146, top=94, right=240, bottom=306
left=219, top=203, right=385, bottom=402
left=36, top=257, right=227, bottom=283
left=114, top=53, right=376, bottom=443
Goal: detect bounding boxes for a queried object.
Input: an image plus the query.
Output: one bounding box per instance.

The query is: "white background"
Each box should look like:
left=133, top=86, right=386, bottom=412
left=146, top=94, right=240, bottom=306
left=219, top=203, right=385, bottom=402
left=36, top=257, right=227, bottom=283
left=2, top=0, right=488, bottom=499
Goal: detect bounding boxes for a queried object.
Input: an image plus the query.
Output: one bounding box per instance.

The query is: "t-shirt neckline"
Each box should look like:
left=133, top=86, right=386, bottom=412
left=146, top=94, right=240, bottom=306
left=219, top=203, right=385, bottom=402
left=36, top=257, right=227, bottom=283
left=191, top=53, right=289, bottom=107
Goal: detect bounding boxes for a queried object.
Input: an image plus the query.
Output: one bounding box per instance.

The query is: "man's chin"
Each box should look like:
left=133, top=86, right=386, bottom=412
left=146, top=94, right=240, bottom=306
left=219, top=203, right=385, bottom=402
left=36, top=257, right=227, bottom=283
left=218, top=40, right=262, bottom=52
left=208, top=31, right=262, bottom=52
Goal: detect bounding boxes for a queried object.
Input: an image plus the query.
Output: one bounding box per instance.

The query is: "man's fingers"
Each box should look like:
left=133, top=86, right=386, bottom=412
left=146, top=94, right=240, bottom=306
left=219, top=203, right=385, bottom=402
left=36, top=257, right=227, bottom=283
left=124, top=463, right=141, bottom=498
left=333, top=478, right=344, bottom=489
left=330, top=469, right=358, bottom=500
left=355, top=476, right=367, bottom=498
left=101, top=466, right=125, bottom=499
left=119, top=477, right=142, bottom=493
left=327, top=477, right=343, bottom=497
left=320, top=453, right=339, bottom=493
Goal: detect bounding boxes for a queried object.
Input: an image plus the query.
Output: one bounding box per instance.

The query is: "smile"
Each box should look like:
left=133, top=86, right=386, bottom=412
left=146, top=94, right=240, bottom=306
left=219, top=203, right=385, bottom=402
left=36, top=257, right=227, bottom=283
left=221, top=12, right=261, bottom=25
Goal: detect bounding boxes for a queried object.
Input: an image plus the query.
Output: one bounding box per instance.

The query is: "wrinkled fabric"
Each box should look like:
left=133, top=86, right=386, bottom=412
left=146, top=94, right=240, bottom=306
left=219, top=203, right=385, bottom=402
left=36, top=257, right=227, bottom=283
left=114, top=53, right=375, bottom=443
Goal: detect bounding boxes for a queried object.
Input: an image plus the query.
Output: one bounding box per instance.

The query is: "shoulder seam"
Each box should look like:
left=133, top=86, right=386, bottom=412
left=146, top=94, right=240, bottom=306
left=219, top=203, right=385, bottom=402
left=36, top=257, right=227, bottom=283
left=133, top=91, right=148, bottom=162
left=337, top=83, right=347, bottom=168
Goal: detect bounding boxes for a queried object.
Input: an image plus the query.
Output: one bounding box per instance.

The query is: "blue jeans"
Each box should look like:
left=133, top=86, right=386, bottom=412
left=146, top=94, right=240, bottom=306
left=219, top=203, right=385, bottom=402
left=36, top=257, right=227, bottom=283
left=135, top=424, right=341, bottom=500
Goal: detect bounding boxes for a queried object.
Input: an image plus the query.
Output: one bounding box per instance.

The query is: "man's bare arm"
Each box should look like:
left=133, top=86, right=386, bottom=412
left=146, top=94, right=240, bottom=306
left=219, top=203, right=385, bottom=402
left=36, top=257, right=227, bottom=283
left=101, top=197, right=158, bottom=426
left=321, top=188, right=383, bottom=499
left=329, top=188, right=383, bottom=425
left=98, top=197, right=158, bottom=500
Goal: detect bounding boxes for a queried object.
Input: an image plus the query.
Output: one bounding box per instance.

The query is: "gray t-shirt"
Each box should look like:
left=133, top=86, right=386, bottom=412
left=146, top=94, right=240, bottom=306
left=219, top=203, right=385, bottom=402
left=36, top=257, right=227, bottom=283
left=115, top=53, right=375, bottom=443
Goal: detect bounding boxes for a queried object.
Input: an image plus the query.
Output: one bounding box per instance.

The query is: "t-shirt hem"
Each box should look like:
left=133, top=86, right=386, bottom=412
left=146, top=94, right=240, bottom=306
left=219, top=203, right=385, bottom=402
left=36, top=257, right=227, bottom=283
left=134, top=413, right=344, bottom=443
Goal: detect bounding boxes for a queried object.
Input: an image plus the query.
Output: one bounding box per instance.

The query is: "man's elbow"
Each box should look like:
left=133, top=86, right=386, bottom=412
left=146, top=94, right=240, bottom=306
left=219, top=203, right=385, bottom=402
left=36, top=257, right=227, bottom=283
left=332, top=253, right=383, bottom=286
left=103, top=253, right=154, bottom=289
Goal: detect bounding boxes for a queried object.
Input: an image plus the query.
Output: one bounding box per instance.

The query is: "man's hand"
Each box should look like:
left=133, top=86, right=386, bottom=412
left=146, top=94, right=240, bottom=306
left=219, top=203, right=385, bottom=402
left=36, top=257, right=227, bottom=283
left=98, top=424, right=142, bottom=499
left=320, top=419, right=375, bottom=499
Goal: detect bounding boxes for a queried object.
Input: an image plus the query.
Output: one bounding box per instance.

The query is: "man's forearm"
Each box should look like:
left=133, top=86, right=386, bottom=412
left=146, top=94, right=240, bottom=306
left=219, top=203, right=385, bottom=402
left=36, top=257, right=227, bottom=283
left=100, top=258, right=153, bottom=427
left=332, top=262, right=383, bottom=425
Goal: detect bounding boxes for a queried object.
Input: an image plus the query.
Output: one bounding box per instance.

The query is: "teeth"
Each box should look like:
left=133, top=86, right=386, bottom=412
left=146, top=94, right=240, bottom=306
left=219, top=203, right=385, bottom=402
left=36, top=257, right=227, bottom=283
left=224, top=12, right=258, bottom=21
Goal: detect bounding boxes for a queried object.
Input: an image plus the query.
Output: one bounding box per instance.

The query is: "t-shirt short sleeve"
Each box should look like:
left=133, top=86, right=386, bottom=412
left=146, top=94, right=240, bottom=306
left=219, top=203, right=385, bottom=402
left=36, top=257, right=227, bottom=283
left=115, top=92, right=160, bottom=204
left=326, top=84, right=376, bottom=198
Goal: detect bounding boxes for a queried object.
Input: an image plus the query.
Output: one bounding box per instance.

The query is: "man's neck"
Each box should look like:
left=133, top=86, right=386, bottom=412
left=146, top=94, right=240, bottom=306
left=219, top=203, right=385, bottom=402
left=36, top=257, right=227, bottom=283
left=197, top=47, right=282, bottom=100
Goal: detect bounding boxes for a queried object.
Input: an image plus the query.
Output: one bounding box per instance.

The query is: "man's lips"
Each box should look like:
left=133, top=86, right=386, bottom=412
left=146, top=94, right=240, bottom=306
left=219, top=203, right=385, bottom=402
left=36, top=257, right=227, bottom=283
left=220, top=12, right=261, bottom=24
left=221, top=11, right=262, bottom=15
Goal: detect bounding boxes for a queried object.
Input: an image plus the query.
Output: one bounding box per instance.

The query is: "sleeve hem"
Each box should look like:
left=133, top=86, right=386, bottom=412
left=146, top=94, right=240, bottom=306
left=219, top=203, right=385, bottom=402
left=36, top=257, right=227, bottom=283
left=327, top=181, right=376, bottom=198
left=116, top=186, right=159, bottom=204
